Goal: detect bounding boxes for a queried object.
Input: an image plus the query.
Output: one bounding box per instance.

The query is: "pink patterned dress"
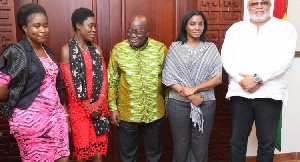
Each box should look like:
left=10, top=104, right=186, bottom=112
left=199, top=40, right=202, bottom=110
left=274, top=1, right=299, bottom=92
left=1, top=57, right=70, bottom=161
left=0, top=71, right=10, bottom=85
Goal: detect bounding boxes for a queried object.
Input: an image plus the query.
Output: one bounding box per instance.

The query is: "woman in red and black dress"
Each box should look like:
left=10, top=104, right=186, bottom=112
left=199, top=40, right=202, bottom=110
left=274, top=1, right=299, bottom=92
left=59, top=8, right=109, bottom=162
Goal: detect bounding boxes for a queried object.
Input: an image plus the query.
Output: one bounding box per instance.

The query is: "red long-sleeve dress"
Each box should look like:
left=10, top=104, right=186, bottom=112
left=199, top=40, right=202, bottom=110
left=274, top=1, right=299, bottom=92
left=60, top=51, right=109, bottom=160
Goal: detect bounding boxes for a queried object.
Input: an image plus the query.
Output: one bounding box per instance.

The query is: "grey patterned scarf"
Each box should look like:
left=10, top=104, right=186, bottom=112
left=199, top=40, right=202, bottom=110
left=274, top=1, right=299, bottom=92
left=162, top=42, right=222, bottom=132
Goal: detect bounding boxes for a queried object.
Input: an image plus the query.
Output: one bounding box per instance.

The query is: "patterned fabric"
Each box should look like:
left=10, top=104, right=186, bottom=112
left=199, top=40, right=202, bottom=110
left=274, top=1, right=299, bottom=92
left=0, top=43, right=28, bottom=118
left=108, top=38, right=168, bottom=123
left=68, top=37, right=103, bottom=103
left=162, top=41, right=222, bottom=132
left=8, top=57, right=70, bottom=161
left=60, top=50, right=108, bottom=160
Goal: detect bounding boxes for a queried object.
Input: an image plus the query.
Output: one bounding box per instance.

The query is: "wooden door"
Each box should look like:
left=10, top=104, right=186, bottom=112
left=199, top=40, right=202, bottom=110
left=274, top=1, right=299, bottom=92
left=0, top=0, right=244, bottom=161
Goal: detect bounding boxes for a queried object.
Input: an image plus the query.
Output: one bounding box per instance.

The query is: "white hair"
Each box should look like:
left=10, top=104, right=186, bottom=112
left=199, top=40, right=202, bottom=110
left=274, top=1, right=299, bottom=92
left=248, top=9, right=271, bottom=22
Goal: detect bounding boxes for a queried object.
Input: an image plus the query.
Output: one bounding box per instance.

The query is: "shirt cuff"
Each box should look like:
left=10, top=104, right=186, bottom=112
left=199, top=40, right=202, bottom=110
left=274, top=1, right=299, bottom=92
left=108, top=102, right=118, bottom=111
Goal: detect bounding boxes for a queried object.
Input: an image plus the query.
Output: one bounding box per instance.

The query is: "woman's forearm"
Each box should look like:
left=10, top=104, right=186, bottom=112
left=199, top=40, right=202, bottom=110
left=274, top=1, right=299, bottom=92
left=193, top=74, right=222, bottom=92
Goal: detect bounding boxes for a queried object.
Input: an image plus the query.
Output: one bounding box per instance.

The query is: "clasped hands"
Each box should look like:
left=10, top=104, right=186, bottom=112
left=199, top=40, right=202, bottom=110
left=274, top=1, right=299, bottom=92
left=239, top=73, right=262, bottom=93
left=90, top=108, right=102, bottom=118
left=178, top=86, right=204, bottom=107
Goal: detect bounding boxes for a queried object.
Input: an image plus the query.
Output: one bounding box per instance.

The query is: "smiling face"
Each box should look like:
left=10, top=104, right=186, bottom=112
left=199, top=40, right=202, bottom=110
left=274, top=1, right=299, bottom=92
left=127, top=18, right=149, bottom=49
left=22, top=13, right=49, bottom=44
left=77, top=16, right=96, bottom=42
left=185, top=15, right=204, bottom=43
left=248, top=0, right=271, bottom=23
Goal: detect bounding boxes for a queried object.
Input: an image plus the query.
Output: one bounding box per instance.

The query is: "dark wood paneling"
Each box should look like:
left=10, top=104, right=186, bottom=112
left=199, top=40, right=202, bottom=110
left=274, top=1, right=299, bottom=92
left=96, top=0, right=111, bottom=64
left=295, top=51, right=300, bottom=57
left=109, top=0, right=123, bottom=51
left=123, top=0, right=175, bottom=47
left=0, top=0, right=17, bottom=51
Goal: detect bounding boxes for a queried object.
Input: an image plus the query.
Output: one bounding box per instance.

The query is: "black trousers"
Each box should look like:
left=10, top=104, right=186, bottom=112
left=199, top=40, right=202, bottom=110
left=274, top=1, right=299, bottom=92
left=230, top=96, right=282, bottom=162
left=118, top=117, right=164, bottom=162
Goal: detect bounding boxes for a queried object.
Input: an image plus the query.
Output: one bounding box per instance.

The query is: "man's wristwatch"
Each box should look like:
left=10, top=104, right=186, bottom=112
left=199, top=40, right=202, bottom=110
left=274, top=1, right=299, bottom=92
left=254, top=74, right=261, bottom=84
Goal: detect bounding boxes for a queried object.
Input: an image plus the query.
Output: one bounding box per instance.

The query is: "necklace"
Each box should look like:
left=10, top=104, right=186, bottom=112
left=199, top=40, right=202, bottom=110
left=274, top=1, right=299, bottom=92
left=74, top=37, right=89, bottom=54
left=78, top=44, right=89, bottom=55
left=40, top=45, right=55, bottom=75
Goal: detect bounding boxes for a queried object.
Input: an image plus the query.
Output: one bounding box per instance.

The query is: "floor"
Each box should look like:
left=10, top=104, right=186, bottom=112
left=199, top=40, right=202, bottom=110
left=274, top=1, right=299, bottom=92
left=246, top=152, right=300, bottom=162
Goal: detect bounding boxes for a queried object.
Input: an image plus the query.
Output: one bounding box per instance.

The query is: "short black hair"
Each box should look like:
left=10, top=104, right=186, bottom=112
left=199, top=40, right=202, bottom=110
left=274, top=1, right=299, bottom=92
left=176, top=10, right=208, bottom=44
left=71, top=7, right=95, bottom=31
left=17, top=3, right=48, bottom=35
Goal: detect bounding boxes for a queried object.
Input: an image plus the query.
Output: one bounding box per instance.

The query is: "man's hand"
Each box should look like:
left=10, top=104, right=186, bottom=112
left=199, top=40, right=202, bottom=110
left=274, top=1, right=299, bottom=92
left=239, top=73, right=262, bottom=93
left=239, top=73, right=258, bottom=90
left=248, top=83, right=262, bottom=93
left=110, top=110, right=120, bottom=127
left=180, top=86, right=196, bottom=97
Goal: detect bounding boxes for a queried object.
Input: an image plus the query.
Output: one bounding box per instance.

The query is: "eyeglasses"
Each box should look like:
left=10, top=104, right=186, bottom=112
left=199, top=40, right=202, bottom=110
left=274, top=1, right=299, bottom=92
left=127, top=29, right=145, bottom=36
left=249, top=1, right=269, bottom=8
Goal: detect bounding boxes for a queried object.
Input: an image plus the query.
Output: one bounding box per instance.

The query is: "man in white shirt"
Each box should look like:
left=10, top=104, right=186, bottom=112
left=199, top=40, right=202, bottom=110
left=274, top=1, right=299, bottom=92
left=221, top=0, right=297, bottom=161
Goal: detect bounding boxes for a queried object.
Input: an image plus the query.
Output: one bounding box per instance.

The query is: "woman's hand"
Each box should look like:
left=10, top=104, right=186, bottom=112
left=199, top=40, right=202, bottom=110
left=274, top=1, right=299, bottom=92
left=66, top=117, right=72, bottom=134
left=90, top=108, right=102, bottom=118
left=188, top=94, right=204, bottom=107
left=180, top=86, right=196, bottom=97
left=0, top=83, right=9, bottom=102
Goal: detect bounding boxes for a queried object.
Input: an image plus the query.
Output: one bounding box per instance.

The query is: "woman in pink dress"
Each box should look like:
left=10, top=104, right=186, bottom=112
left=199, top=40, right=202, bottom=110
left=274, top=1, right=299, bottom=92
left=0, top=4, right=70, bottom=162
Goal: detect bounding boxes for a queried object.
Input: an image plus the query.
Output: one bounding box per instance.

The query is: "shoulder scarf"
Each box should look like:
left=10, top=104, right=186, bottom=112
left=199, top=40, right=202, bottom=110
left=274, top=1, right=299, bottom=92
left=162, top=42, right=222, bottom=132
left=68, top=36, right=103, bottom=103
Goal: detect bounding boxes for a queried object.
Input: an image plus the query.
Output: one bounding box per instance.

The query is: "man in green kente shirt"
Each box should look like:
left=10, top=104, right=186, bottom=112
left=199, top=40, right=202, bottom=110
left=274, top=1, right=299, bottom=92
left=108, top=15, right=168, bottom=162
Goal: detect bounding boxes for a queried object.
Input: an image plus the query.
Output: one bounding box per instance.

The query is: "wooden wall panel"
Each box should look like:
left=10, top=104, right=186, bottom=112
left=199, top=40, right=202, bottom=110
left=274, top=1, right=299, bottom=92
left=0, top=0, right=16, bottom=51
left=13, top=0, right=32, bottom=41
left=109, top=0, right=123, bottom=48
left=123, top=0, right=175, bottom=47
left=199, top=0, right=243, bottom=50
left=96, top=0, right=111, bottom=64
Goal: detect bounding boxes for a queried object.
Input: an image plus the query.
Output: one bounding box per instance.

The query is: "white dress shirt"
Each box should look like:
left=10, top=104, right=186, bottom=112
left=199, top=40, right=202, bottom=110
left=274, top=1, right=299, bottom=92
left=221, top=17, right=297, bottom=105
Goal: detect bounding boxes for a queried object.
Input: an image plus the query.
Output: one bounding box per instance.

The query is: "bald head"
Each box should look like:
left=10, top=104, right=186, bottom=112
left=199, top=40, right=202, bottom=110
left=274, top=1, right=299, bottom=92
left=129, top=15, right=149, bottom=30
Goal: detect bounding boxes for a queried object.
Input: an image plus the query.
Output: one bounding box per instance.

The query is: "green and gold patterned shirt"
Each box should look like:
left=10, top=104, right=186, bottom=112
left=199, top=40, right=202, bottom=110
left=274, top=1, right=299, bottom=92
left=108, top=38, right=168, bottom=123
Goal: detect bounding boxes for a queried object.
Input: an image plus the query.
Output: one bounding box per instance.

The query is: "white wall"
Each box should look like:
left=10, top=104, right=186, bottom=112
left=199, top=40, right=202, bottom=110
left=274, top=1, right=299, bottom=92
left=245, top=0, right=300, bottom=156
